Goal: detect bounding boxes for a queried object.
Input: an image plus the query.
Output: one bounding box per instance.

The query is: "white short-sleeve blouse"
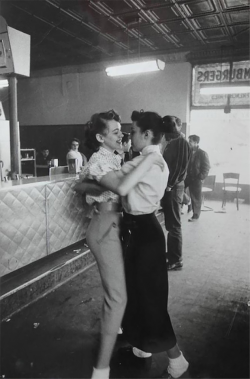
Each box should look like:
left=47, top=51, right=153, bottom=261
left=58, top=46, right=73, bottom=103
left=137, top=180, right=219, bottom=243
left=121, top=145, right=169, bottom=215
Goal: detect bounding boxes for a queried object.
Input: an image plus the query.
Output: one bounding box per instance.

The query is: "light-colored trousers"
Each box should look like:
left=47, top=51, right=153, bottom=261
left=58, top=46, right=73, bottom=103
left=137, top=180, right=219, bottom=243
left=86, top=209, right=127, bottom=335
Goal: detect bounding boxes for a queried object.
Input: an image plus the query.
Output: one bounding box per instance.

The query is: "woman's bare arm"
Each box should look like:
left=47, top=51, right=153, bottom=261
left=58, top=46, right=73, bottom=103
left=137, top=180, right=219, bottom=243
left=100, top=153, right=164, bottom=196
left=74, top=180, right=105, bottom=195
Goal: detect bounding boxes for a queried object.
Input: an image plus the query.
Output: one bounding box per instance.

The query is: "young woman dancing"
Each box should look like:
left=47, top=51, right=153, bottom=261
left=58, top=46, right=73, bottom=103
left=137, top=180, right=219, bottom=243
left=75, top=110, right=164, bottom=379
left=98, top=110, right=189, bottom=379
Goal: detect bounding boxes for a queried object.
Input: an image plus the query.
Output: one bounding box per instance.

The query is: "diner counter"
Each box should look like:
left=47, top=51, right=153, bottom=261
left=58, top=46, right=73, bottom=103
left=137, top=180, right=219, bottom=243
left=0, top=174, right=91, bottom=277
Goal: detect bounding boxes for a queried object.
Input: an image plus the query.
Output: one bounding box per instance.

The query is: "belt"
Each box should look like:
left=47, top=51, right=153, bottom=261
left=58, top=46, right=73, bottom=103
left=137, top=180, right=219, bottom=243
left=95, top=202, right=122, bottom=212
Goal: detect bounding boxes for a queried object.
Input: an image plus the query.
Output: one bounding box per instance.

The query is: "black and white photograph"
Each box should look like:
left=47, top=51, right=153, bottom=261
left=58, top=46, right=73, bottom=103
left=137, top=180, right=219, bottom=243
left=0, top=1, right=249, bottom=378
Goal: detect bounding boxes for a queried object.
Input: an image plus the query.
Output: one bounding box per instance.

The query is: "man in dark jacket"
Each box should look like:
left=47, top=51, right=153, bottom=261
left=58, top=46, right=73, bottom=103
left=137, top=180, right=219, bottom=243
left=186, top=135, right=210, bottom=222
left=161, top=116, right=191, bottom=270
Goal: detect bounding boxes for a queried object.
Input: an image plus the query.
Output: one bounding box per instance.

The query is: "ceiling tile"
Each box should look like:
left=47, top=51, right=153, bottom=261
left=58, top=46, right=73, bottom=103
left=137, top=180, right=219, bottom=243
left=181, top=0, right=216, bottom=16
left=199, top=27, right=229, bottom=39
left=100, top=0, right=134, bottom=13
left=152, top=6, right=180, bottom=20
left=162, top=20, right=190, bottom=33
left=174, top=31, right=200, bottom=44
left=193, top=15, right=222, bottom=28
left=230, top=25, right=250, bottom=42
left=225, top=10, right=250, bottom=24
left=139, top=25, right=162, bottom=38
left=221, top=0, right=249, bottom=10
left=143, top=0, right=171, bottom=5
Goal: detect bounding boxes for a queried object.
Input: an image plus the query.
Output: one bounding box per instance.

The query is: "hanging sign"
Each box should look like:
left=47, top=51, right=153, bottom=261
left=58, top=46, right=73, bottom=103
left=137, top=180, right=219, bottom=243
left=192, top=60, right=250, bottom=107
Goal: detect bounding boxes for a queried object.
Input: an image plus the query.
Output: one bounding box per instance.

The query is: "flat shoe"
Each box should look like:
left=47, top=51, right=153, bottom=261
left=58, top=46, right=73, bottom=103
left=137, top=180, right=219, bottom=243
left=167, top=261, right=183, bottom=270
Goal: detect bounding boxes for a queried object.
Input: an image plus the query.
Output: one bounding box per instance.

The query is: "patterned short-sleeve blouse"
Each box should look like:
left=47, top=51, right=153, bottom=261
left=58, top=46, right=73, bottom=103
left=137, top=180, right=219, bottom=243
left=80, top=147, right=121, bottom=205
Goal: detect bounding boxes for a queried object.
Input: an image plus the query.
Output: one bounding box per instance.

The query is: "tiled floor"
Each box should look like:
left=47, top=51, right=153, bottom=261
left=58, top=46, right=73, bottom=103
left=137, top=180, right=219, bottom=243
left=1, top=201, right=249, bottom=379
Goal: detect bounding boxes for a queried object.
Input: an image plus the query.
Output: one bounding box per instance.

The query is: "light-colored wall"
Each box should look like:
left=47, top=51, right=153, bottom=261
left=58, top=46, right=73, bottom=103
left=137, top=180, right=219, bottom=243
left=0, top=121, right=11, bottom=177
left=190, top=109, right=250, bottom=185
left=17, top=62, right=191, bottom=125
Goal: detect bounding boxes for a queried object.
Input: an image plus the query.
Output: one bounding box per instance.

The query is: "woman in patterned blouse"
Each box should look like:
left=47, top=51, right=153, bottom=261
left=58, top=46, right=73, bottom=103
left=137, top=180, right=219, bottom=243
left=76, top=110, right=163, bottom=379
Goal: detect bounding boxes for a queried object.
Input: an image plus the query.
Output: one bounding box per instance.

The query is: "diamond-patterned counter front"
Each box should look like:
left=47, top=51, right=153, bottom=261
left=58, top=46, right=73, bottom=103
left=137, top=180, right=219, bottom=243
left=46, top=181, right=89, bottom=255
left=0, top=178, right=90, bottom=277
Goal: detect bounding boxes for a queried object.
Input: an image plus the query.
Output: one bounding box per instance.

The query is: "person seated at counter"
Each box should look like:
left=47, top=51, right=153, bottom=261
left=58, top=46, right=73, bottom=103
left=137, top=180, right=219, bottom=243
left=36, top=147, right=52, bottom=176
left=116, top=132, right=132, bottom=164
left=66, top=138, right=87, bottom=173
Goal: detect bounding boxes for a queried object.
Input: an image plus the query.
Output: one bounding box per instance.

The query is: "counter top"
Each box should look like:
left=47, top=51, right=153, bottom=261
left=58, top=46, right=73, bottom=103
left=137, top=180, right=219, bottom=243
left=0, top=173, right=79, bottom=191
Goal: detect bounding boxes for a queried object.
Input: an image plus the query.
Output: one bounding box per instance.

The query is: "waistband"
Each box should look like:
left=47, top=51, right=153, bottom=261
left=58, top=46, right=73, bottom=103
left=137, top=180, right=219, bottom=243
left=123, top=211, right=156, bottom=224
left=95, top=202, right=122, bottom=213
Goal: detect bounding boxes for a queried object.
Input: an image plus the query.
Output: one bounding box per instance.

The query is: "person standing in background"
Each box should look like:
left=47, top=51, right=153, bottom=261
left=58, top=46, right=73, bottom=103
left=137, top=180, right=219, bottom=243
left=66, top=138, right=87, bottom=173
left=36, top=147, right=52, bottom=176
left=161, top=116, right=191, bottom=271
left=185, top=135, right=210, bottom=222
left=116, top=132, right=132, bottom=164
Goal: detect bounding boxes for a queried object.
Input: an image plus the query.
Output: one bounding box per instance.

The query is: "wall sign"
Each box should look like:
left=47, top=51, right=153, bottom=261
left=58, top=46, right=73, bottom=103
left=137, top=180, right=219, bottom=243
left=192, top=60, right=250, bottom=107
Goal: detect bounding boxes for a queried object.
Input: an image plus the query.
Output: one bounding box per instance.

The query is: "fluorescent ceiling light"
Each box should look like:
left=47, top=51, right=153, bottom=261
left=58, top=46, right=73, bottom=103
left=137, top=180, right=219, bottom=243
left=0, top=79, right=8, bottom=88
left=200, top=82, right=250, bottom=95
left=106, top=60, right=165, bottom=77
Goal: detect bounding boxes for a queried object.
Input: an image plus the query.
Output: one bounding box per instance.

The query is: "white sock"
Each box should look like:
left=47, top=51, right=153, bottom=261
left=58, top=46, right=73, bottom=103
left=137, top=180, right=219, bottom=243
left=167, top=352, right=189, bottom=378
left=91, top=367, right=110, bottom=379
left=118, top=327, right=123, bottom=334
left=133, top=347, right=152, bottom=358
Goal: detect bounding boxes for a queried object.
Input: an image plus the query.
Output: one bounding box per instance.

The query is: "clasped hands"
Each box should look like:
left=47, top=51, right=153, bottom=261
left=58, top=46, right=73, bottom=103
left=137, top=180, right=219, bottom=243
left=73, top=179, right=105, bottom=196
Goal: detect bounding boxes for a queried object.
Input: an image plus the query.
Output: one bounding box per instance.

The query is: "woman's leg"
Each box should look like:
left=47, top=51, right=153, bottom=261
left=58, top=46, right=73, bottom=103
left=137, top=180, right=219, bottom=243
left=123, top=214, right=188, bottom=377
left=167, top=344, right=189, bottom=378
left=87, top=211, right=127, bottom=375
left=123, top=213, right=176, bottom=352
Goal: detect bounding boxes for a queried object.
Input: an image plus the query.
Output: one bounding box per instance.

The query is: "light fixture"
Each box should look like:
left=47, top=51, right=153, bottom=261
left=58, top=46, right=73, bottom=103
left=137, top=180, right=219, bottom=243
left=0, top=79, right=9, bottom=88
left=105, top=59, right=165, bottom=77
left=200, top=81, right=250, bottom=95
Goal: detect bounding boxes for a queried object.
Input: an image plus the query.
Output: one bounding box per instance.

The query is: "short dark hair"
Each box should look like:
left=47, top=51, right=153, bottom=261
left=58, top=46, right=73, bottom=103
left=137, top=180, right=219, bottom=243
left=162, top=115, right=182, bottom=134
left=122, top=132, right=130, bottom=145
left=85, top=110, right=121, bottom=152
left=71, top=138, right=80, bottom=145
left=131, top=109, right=144, bottom=122
left=189, top=135, right=200, bottom=144
left=131, top=110, right=164, bottom=145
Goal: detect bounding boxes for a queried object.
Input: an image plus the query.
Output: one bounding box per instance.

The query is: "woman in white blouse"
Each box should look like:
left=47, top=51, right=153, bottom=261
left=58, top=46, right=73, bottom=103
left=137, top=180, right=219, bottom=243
left=97, top=111, right=189, bottom=379
left=76, top=110, right=163, bottom=379
left=66, top=138, right=87, bottom=173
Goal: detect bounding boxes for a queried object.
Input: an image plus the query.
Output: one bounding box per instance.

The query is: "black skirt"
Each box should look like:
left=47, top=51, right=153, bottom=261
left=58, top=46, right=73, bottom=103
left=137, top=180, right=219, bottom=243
left=122, top=212, right=177, bottom=353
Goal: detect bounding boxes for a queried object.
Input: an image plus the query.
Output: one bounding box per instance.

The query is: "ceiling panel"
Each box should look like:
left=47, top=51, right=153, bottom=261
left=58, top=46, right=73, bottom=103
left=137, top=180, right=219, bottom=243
left=221, top=0, right=249, bottom=10
left=199, top=27, right=229, bottom=40
left=151, top=6, right=180, bottom=20
left=163, top=20, right=190, bottom=33
left=193, top=15, right=222, bottom=28
left=225, top=10, right=250, bottom=24
left=174, top=31, right=199, bottom=45
left=143, top=0, right=172, bottom=6
left=100, top=0, right=134, bottom=14
left=181, top=0, right=216, bottom=16
left=230, top=25, right=250, bottom=42
left=1, top=0, right=249, bottom=71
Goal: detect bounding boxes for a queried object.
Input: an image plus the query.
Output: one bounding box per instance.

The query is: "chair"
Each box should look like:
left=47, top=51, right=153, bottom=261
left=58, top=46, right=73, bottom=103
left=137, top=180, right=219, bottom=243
left=222, top=173, right=241, bottom=211
left=201, top=175, right=216, bottom=211
left=49, top=166, right=69, bottom=177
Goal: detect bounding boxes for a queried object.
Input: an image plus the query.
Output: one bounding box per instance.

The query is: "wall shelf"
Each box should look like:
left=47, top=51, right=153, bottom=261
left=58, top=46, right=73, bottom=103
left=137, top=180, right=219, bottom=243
left=20, top=148, right=37, bottom=177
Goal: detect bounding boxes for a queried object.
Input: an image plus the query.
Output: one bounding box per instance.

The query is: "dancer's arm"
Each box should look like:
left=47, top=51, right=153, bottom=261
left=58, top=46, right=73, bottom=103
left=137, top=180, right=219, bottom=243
left=100, top=153, right=164, bottom=196
left=74, top=180, right=104, bottom=195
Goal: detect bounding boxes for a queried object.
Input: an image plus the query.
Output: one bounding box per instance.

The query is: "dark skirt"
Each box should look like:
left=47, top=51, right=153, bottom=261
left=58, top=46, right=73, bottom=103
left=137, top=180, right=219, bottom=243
left=122, top=212, right=177, bottom=353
